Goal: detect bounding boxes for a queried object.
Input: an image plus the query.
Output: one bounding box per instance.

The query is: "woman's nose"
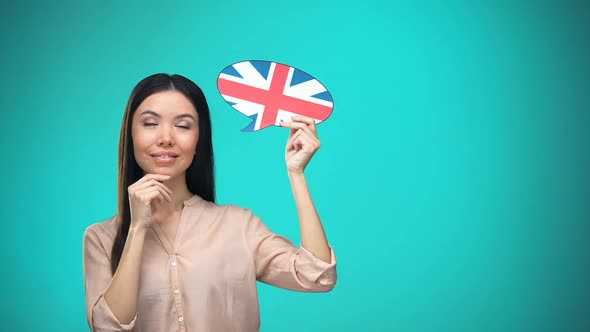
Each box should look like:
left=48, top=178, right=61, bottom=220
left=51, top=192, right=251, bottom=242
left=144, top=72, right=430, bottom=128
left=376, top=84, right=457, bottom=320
left=157, top=128, right=174, bottom=147
left=158, top=139, right=173, bottom=147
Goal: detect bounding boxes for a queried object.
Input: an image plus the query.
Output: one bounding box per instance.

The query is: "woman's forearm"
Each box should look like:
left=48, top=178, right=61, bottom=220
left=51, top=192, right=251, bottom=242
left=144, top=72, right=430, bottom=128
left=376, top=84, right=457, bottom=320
left=288, top=171, right=331, bottom=263
left=103, top=225, right=147, bottom=324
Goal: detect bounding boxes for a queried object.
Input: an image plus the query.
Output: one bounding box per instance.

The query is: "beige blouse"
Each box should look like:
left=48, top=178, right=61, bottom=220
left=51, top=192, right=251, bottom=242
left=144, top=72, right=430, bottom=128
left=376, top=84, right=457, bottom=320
left=83, top=195, right=337, bottom=331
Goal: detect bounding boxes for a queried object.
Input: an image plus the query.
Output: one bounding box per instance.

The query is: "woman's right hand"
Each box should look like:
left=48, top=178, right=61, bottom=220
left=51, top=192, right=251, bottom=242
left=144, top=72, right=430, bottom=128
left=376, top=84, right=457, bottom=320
left=128, top=174, right=173, bottom=229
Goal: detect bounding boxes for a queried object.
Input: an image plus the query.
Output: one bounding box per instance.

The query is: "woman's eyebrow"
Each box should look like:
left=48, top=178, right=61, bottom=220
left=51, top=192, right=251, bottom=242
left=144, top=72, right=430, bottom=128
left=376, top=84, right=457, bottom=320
left=176, top=113, right=196, bottom=121
left=140, top=110, right=195, bottom=120
left=140, top=110, right=160, bottom=118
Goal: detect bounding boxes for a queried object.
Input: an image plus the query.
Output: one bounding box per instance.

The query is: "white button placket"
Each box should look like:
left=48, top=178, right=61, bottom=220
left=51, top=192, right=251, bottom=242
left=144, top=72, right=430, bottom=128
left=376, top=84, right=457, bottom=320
left=170, top=255, right=186, bottom=331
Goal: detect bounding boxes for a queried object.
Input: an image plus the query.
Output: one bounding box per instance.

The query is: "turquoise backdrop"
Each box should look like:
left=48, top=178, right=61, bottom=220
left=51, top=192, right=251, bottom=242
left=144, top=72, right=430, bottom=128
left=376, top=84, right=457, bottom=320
left=1, top=1, right=589, bottom=331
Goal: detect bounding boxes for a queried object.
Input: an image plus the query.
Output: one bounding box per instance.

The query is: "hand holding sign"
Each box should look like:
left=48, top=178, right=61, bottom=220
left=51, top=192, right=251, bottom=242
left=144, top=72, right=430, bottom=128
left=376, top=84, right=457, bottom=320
left=217, top=60, right=334, bottom=132
left=280, top=115, right=321, bottom=173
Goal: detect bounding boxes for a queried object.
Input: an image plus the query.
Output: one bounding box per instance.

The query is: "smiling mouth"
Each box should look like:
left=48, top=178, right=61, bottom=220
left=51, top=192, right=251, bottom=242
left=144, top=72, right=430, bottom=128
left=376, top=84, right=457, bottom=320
left=151, top=154, right=178, bottom=163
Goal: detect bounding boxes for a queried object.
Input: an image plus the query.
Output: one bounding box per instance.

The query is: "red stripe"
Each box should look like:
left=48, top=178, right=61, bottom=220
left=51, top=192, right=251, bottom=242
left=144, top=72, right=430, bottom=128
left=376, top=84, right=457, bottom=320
left=218, top=64, right=333, bottom=130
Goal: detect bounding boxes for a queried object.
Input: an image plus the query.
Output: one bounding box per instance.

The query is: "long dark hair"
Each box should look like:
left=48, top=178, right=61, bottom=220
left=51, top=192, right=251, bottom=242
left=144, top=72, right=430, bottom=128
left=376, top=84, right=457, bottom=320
left=111, top=73, right=215, bottom=274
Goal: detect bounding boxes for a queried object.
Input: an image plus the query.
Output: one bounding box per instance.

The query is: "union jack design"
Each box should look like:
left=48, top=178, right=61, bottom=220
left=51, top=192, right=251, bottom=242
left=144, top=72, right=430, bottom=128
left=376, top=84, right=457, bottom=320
left=217, top=60, right=334, bottom=132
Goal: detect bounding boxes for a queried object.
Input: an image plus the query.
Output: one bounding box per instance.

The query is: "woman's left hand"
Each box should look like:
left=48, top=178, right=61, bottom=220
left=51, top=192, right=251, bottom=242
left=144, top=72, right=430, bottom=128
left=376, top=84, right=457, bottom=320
left=280, top=116, right=321, bottom=174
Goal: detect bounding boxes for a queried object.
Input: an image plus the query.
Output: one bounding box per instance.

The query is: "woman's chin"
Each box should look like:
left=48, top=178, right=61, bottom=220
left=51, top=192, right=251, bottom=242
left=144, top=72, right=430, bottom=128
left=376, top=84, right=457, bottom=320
left=141, top=169, right=172, bottom=177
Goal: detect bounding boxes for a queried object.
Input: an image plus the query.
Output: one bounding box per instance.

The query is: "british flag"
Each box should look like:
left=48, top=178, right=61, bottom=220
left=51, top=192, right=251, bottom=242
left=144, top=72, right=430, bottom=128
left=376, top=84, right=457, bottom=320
left=217, top=60, right=334, bottom=132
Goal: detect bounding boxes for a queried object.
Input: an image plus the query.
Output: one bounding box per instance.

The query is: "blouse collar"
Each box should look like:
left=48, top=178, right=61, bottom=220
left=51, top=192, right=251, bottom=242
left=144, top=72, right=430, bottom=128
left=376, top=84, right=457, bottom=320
left=183, top=194, right=204, bottom=206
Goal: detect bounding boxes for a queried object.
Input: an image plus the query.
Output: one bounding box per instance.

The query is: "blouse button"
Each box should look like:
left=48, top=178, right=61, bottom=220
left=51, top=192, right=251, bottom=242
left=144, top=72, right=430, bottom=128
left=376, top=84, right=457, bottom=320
left=178, top=316, right=184, bottom=323
left=171, top=261, right=177, bottom=267
left=174, top=288, right=180, bottom=295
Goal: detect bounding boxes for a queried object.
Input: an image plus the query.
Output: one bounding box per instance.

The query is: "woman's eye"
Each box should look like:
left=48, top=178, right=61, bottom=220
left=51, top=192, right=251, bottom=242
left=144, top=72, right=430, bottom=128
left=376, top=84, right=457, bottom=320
left=142, top=122, right=190, bottom=129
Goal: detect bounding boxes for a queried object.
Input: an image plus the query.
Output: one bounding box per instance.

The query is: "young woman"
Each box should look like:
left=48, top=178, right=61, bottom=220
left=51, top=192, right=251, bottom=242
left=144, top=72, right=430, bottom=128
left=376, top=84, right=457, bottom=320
left=83, top=73, right=337, bottom=331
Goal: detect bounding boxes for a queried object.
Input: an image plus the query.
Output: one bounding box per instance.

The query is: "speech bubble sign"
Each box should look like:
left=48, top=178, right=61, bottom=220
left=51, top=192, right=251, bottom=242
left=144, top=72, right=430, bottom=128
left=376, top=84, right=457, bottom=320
left=217, top=60, right=334, bottom=132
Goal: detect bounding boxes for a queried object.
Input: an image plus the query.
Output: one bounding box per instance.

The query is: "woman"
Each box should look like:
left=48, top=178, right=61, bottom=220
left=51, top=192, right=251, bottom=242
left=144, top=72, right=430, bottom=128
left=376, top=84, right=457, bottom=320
left=83, top=73, right=337, bottom=331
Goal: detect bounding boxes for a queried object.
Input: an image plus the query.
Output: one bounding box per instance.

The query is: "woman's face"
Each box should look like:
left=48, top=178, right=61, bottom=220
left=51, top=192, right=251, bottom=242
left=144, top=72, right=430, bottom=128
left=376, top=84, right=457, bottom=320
left=131, top=90, right=199, bottom=179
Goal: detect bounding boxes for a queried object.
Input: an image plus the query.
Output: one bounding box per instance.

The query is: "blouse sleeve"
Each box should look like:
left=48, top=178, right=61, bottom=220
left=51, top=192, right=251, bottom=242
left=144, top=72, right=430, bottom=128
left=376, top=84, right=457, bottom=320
left=243, top=209, right=337, bottom=292
left=83, top=225, right=137, bottom=331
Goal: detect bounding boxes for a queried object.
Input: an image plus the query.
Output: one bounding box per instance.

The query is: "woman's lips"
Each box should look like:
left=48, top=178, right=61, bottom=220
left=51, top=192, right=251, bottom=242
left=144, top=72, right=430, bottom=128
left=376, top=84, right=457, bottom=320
left=151, top=155, right=178, bottom=164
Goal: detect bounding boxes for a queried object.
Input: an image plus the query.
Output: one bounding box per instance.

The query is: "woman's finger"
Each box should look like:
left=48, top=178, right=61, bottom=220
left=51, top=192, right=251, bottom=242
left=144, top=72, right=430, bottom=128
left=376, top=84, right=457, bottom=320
left=287, top=129, right=303, bottom=150
left=153, top=185, right=173, bottom=203
left=129, top=174, right=171, bottom=192
left=294, top=132, right=318, bottom=151
left=291, top=116, right=317, bottom=132
left=281, top=121, right=316, bottom=139
left=135, top=186, right=172, bottom=204
left=287, top=129, right=305, bottom=150
left=131, top=179, right=173, bottom=197
left=292, top=127, right=320, bottom=149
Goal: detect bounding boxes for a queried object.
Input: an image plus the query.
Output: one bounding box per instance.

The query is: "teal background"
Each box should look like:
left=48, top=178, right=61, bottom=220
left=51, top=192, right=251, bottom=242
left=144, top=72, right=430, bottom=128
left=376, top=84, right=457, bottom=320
left=1, top=1, right=589, bottom=331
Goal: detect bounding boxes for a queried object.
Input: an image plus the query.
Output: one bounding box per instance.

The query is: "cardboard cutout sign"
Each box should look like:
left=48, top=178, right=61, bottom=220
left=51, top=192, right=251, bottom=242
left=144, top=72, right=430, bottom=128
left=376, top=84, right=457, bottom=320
left=217, top=60, right=334, bottom=132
